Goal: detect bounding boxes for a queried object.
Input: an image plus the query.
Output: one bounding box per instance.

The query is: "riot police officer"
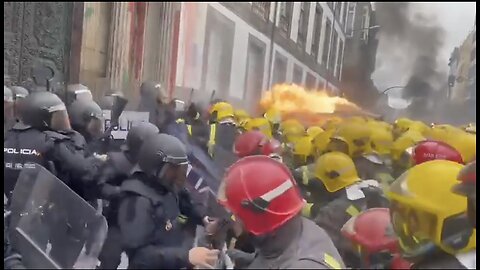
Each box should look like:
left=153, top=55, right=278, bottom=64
left=97, top=122, right=159, bottom=269
left=117, top=133, right=219, bottom=269
left=67, top=99, right=105, bottom=156
left=4, top=91, right=99, bottom=199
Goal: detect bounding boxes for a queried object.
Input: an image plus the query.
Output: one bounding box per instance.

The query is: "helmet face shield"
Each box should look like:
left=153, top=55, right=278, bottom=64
left=50, top=109, right=71, bottom=131
left=87, top=117, right=104, bottom=138
left=389, top=202, right=436, bottom=257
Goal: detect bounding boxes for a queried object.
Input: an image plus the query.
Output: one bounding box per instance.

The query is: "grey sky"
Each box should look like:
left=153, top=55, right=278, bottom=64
left=372, top=2, right=476, bottom=91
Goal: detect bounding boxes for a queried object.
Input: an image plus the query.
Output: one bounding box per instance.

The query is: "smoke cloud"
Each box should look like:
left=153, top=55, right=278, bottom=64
left=373, top=2, right=449, bottom=119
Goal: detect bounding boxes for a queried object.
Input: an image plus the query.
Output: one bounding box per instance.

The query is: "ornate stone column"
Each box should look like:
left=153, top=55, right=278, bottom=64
left=106, top=2, right=131, bottom=92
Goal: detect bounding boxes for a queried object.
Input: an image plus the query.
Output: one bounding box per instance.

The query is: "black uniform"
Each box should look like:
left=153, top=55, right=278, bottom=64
left=96, top=151, right=135, bottom=269
left=116, top=133, right=205, bottom=269
left=4, top=92, right=100, bottom=200
left=117, top=175, right=205, bottom=269
left=4, top=123, right=96, bottom=198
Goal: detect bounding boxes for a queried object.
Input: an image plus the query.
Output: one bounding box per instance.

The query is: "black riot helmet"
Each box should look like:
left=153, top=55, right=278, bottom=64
left=99, top=90, right=124, bottom=110
left=64, top=84, right=93, bottom=106
left=68, top=99, right=104, bottom=139
left=21, top=91, right=71, bottom=131
left=136, top=133, right=188, bottom=185
left=122, top=122, right=159, bottom=160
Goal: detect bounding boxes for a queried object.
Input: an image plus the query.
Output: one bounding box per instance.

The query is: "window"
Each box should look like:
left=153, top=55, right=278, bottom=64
left=360, top=6, right=370, bottom=41
left=328, top=30, right=338, bottom=72
left=311, top=4, right=323, bottom=61
left=272, top=53, right=288, bottom=86
left=293, top=64, right=303, bottom=84
left=336, top=39, right=344, bottom=79
left=252, top=2, right=270, bottom=21
left=297, top=2, right=309, bottom=49
left=279, top=2, right=293, bottom=37
left=322, top=18, right=332, bottom=65
left=342, top=2, right=348, bottom=26
left=334, top=2, right=341, bottom=19
left=345, top=3, right=355, bottom=36
left=306, top=73, right=316, bottom=90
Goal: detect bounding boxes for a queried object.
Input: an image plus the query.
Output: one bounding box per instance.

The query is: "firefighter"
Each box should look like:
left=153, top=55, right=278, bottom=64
left=412, top=140, right=464, bottom=165
left=341, top=208, right=411, bottom=269
left=291, top=135, right=315, bottom=168
left=387, top=160, right=476, bottom=269
left=312, top=128, right=335, bottom=158
left=311, top=152, right=389, bottom=267
left=218, top=156, right=345, bottom=269
left=361, top=126, right=395, bottom=187
left=234, top=109, right=250, bottom=132
left=206, top=102, right=239, bottom=157
left=392, top=117, right=414, bottom=139
left=243, top=117, right=273, bottom=138
left=390, top=130, right=426, bottom=178
left=263, top=107, right=282, bottom=140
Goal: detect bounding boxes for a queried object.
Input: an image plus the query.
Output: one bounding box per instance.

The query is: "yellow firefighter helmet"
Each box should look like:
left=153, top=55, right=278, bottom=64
left=314, top=152, right=360, bottom=193
left=244, top=117, right=272, bottom=138
left=387, top=160, right=476, bottom=257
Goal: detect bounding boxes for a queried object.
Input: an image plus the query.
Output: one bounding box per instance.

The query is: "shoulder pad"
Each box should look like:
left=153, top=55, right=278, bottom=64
left=43, top=130, right=72, bottom=141
left=121, top=179, right=163, bottom=205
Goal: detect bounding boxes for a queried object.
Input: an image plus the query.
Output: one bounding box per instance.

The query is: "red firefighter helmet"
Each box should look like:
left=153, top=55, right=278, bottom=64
left=218, top=156, right=304, bottom=235
left=234, top=130, right=282, bottom=158
left=262, top=138, right=282, bottom=156
left=341, top=208, right=411, bottom=269
left=412, top=140, right=464, bottom=165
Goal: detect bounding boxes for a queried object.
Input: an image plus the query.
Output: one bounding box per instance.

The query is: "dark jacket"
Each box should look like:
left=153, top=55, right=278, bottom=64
left=117, top=176, right=204, bottom=269
left=247, top=216, right=345, bottom=269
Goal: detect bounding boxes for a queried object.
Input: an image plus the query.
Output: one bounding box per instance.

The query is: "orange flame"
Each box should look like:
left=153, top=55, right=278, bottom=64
left=260, top=84, right=371, bottom=126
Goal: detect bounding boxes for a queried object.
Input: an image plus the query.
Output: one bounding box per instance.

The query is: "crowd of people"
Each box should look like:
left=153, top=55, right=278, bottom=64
left=4, top=81, right=477, bottom=269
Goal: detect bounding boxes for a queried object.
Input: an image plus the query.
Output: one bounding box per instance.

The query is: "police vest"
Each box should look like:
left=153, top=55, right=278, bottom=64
left=4, top=126, right=52, bottom=198
left=121, top=179, right=184, bottom=247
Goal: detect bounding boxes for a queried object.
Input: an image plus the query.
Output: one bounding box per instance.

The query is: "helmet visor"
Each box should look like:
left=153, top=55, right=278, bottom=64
left=50, top=109, right=71, bottom=131
left=389, top=201, right=438, bottom=256
left=87, top=117, right=104, bottom=138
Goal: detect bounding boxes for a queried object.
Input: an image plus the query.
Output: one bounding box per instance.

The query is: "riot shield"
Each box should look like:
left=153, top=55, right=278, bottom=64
left=9, top=164, right=108, bottom=269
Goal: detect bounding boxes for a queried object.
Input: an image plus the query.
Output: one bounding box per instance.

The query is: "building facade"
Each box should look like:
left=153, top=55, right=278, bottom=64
left=340, top=2, right=379, bottom=108
left=174, top=2, right=348, bottom=113
left=448, top=31, right=474, bottom=102
left=4, top=2, right=349, bottom=114
left=467, top=16, right=476, bottom=121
